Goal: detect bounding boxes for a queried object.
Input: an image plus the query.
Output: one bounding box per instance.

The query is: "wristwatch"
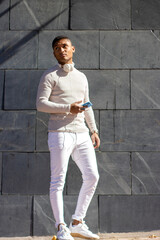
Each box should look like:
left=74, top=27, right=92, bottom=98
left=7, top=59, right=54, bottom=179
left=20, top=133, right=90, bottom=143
left=92, top=130, right=98, bottom=134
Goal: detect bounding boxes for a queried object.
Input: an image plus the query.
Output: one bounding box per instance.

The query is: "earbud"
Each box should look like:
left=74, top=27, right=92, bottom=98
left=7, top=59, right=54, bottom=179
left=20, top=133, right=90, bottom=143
left=59, top=63, right=75, bottom=73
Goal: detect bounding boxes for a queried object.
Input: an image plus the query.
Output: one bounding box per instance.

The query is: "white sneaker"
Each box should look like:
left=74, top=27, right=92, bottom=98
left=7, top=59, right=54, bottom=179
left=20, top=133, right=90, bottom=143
left=69, top=221, right=99, bottom=239
left=57, top=224, right=74, bottom=240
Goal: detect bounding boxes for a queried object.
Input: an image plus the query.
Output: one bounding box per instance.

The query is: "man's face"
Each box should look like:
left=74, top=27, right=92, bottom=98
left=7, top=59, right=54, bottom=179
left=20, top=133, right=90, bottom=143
left=53, top=39, right=75, bottom=65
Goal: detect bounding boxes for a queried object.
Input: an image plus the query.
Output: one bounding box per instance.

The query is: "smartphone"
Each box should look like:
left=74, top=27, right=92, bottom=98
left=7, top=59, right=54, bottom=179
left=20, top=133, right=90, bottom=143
left=82, top=101, right=93, bottom=108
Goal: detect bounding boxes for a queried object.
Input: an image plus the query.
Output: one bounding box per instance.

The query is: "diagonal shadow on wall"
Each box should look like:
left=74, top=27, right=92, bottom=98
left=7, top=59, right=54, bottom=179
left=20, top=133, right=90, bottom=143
left=0, top=0, right=22, bottom=18
left=0, top=6, right=69, bottom=66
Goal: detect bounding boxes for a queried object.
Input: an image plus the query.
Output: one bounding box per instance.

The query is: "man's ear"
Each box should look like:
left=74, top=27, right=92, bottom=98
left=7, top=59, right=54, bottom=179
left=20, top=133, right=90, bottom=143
left=72, top=46, right=75, bottom=53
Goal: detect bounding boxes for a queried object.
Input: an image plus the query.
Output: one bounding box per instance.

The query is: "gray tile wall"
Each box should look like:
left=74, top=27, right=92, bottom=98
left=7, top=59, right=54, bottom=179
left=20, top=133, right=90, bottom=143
left=0, top=0, right=160, bottom=236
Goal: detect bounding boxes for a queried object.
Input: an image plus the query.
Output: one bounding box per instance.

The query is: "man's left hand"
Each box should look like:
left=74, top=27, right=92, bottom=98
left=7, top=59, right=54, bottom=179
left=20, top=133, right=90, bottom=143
left=91, top=132, right=100, bottom=149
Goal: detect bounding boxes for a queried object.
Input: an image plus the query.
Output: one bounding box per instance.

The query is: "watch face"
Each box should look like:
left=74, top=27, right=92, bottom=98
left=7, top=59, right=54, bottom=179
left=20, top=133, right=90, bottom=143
left=93, top=131, right=98, bottom=134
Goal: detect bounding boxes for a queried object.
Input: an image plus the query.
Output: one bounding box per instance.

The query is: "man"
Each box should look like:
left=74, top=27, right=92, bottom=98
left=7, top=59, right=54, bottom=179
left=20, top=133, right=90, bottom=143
left=36, top=36, right=100, bottom=240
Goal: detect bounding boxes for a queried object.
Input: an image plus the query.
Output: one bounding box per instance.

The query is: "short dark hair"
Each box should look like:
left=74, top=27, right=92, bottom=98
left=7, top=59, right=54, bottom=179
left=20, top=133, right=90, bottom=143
left=52, top=35, right=71, bottom=49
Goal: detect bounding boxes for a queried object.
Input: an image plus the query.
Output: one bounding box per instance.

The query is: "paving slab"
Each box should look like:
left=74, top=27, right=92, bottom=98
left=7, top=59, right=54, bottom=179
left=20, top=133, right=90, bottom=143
left=0, top=231, right=160, bottom=240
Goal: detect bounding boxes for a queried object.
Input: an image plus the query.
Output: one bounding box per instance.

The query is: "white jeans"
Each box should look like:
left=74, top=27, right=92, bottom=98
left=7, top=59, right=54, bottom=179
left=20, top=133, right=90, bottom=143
left=48, top=131, right=99, bottom=228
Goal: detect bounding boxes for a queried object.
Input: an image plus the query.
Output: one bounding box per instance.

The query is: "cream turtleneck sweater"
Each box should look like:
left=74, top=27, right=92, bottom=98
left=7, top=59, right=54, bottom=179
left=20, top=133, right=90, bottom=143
left=36, top=64, right=98, bottom=133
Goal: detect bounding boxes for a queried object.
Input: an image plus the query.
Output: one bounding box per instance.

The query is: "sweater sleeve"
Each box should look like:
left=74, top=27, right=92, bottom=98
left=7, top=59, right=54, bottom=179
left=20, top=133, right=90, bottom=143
left=83, top=77, right=98, bottom=133
left=36, top=73, right=71, bottom=113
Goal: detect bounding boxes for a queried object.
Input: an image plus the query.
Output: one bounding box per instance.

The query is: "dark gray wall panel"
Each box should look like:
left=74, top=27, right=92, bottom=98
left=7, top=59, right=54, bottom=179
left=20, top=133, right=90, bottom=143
left=0, top=111, right=36, bottom=151
left=99, top=195, right=160, bottom=233
left=33, top=195, right=56, bottom=236
left=0, top=31, right=38, bottom=69
left=96, top=152, right=131, bottom=194
left=67, top=152, right=131, bottom=195
left=100, top=31, right=160, bottom=69
left=36, top=112, right=50, bottom=152
left=131, top=70, right=160, bottom=109
left=38, top=31, right=99, bottom=69
left=0, top=71, right=4, bottom=109
left=71, top=0, right=131, bottom=30
left=99, top=110, right=115, bottom=150
left=0, top=0, right=9, bottom=30
left=131, top=0, right=160, bottom=29
left=82, top=70, right=130, bottom=109
left=100, top=110, right=160, bottom=151
left=2, top=152, right=50, bottom=194
left=0, top=195, right=32, bottom=237
left=0, top=152, right=2, bottom=193
left=132, top=152, right=160, bottom=194
left=10, top=0, right=69, bottom=30
left=5, top=70, right=44, bottom=110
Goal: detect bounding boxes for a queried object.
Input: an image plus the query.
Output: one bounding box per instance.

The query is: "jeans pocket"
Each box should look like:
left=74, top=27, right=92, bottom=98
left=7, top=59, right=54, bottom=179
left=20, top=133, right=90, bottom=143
left=48, top=132, right=65, bottom=150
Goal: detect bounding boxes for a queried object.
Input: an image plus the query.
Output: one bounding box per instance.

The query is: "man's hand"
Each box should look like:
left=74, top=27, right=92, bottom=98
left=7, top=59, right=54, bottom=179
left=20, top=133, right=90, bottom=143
left=70, top=100, right=87, bottom=114
left=91, top=132, right=100, bottom=149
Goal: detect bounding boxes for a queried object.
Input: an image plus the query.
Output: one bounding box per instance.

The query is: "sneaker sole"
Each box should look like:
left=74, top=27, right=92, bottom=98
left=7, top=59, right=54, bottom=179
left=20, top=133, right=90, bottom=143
left=71, top=233, right=99, bottom=239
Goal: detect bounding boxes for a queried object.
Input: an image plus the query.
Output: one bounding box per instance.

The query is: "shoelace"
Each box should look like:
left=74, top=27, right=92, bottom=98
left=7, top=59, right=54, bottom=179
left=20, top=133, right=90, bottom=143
left=81, top=221, right=89, bottom=230
left=61, top=225, right=71, bottom=234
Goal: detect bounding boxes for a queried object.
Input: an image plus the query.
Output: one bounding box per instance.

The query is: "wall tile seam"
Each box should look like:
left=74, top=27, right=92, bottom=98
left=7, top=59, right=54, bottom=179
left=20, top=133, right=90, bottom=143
left=98, top=194, right=160, bottom=197
left=89, top=68, right=160, bottom=70
left=99, top=29, right=160, bottom=32
left=3, top=29, right=160, bottom=38
left=4, top=108, right=151, bottom=111
left=68, top=0, right=71, bottom=30
left=98, top=194, right=100, bottom=231
left=9, top=0, right=11, bottom=30
left=99, top=68, right=160, bottom=70
left=1, top=29, right=160, bottom=33
left=1, top=151, right=50, bottom=154
left=99, top=109, right=160, bottom=112
left=30, top=196, right=34, bottom=236
left=130, top=151, right=133, bottom=195
left=0, top=67, right=160, bottom=71
left=0, top=151, right=40, bottom=153
left=2, top=109, right=160, bottom=113
left=99, top=151, right=160, bottom=154
left=2, top=70, right=6, bottom=110
left=3, top=68, right=160, bottom=71
left=0, top=153, right=3, bottom=195
left=3, top=151, right=160, bottom=153
left=3, top=68, right=47, bottom=71
left=3, top=68, right=160, bottom=70
left=0, top=110, right=36, bottom=112
left=129, top=69, right=131, bottom=110
left=1, top=193, right=160, bottom=197
left=130, top=0, right=133, bottom=30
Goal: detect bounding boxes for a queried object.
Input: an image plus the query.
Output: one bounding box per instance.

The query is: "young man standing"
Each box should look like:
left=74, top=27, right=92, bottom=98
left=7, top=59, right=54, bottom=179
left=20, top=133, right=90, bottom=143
left=36, top=36, right=100, bottom=240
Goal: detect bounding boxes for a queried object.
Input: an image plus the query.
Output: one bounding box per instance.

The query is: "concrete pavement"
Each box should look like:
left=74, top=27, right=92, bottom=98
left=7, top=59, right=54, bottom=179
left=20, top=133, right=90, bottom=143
left=0, top=230, right=160, bottom=240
